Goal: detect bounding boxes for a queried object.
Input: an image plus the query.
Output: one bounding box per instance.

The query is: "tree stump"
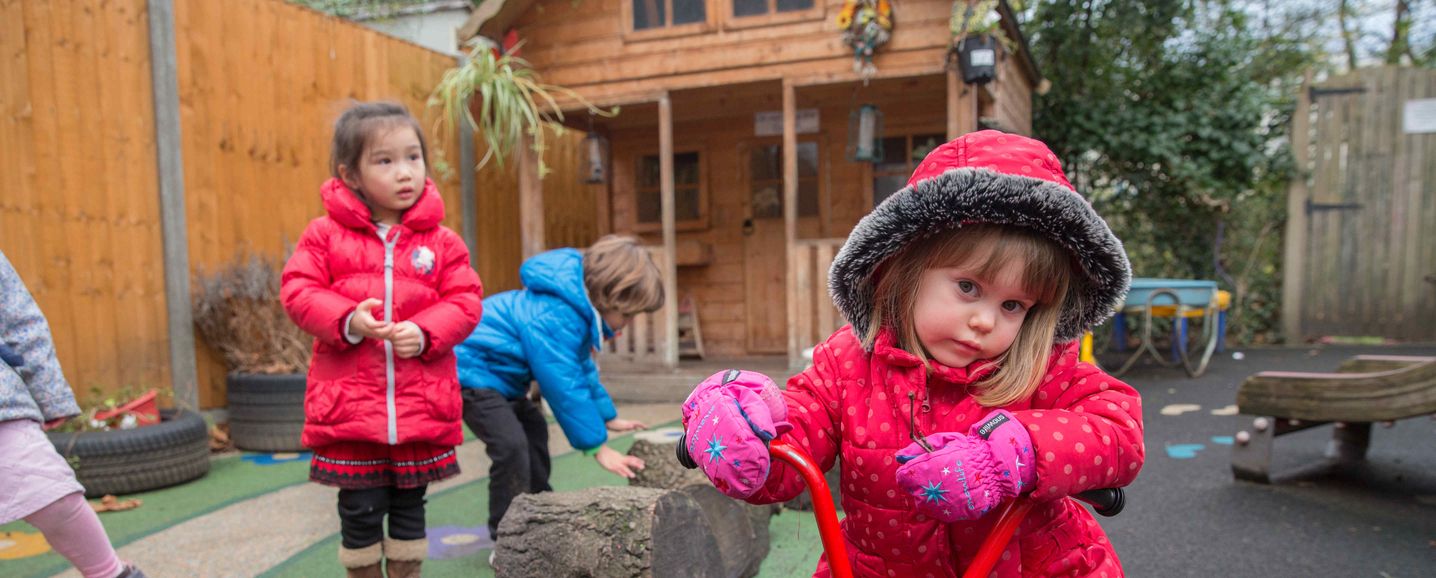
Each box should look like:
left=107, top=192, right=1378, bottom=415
left=627, top=429, right=709, bottom=490
left=627, top=428, right=775, bottom=578
left=493, top=486, right=724, bottom=578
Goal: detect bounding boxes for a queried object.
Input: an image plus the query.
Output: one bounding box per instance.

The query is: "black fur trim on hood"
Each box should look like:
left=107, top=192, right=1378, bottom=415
left=829, top=168, right=1131, bottom=347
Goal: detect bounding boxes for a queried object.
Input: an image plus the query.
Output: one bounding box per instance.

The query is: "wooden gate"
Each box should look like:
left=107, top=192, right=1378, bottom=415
left=1283, top=67, right=1436, bottom=342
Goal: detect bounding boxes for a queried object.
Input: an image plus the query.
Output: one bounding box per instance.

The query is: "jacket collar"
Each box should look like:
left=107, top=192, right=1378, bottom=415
left=320, top=177, right=445, bottom=233
left=871, top=329, right=1000, bottom=388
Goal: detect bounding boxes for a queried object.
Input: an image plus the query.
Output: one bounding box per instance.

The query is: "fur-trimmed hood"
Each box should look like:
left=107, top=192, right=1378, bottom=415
left=829, top=130, right=1130, bottom=345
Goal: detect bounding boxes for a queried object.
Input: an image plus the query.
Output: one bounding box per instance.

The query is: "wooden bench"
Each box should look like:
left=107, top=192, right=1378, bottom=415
left=1230, top=355, right=1436, bottom=483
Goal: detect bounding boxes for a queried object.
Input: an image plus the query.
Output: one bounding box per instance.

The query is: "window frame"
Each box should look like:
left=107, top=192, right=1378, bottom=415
left=870, top=132, right=946, bottom=208
left=622, top=0, right=717, bottom=42
left=630, top=147, right=710, bottom=233
left=722, top=0, right=824, bottom=30
left=745, top=138, right=824, bottom=221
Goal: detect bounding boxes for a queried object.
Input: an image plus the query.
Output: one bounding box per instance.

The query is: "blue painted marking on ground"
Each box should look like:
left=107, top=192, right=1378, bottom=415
left=1165, top=444, right=1205, bottom=459
left=241, top=452, right=311, bottom=466
left=1210, top=436, right=1234, bottom=445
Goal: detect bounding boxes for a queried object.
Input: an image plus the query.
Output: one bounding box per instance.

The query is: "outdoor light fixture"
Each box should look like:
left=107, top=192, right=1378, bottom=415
left=957, top=35, right=998, bottom=85
left=847, top=104, right=883, bottom=163
left=582, top=129, right=609, bottom=184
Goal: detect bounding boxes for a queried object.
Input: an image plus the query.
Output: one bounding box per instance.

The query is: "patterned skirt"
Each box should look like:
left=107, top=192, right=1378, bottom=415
left=310, top=441, right=460, bottom=490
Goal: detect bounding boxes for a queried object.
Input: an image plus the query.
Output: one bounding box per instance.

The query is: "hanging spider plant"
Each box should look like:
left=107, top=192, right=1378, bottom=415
left=428, top=39, right=616, bottom=178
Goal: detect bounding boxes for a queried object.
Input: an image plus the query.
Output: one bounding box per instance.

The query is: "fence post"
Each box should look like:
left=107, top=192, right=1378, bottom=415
left=148, top=0, right=199, bottom=410
left=457, top=55, right=478, bottom=264
left=1281, top=71, right=1313, bottom=344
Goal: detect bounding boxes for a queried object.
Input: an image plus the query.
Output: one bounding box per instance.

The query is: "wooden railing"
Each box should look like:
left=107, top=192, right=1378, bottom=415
left=791, top=239, right=847, bottom=366
left=600, top=248, right=673, bottom=366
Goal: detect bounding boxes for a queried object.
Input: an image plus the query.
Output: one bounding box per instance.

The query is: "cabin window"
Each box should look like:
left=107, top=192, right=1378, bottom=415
left=633, top=0, right=707, bottom=30
left=733, top=0, right=815, bottom=17
left=872, top=133, right=944, bottom=207
left=635, top=151, right=707, bottom=231
left=750, top=141, right=820, bottom=219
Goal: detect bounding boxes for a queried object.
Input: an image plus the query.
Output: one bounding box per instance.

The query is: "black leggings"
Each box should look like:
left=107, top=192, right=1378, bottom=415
left=336, top=486, right=427, bottom=549
left=461, top=387, right=552, bottom=535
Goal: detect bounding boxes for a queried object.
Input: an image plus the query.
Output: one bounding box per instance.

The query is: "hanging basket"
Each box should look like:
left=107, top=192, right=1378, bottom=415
left=956, top=34, right=1000, bottom=85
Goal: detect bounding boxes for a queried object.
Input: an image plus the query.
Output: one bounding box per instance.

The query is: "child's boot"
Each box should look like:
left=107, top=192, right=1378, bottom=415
left=383, top=537, right=427, bottom=578
left=339, top=543, right=383, bottom=578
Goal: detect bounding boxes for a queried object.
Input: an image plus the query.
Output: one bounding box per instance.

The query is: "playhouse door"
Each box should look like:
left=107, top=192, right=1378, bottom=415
left=742, top=139, right=823, bottom=354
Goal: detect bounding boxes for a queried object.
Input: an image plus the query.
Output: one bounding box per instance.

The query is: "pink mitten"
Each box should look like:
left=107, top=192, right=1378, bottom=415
left=894, top=411, right=1036, bottom=522
left=681, top=369, right=792, bottom=499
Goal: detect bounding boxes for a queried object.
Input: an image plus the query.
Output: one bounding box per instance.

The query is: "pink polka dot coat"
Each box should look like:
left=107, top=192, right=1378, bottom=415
left=745, top=327, right=1145, bottom=577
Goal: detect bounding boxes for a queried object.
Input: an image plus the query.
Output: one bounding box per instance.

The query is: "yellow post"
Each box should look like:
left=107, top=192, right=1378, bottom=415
left=1080, top=331, right=1096, bottom=365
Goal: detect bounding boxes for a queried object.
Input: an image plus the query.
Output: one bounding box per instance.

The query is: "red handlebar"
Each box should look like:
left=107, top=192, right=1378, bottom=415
left=677, top=434, right=1124, bottom=578
left=768, top=438, right=855, bottom=578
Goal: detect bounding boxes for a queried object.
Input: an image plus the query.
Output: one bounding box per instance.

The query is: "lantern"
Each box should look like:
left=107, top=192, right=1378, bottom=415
left=957, top=34, right=998, bottom=85
left=846, top=104, right=883, bottom=163
left=582, top=130, right=609, bottom=184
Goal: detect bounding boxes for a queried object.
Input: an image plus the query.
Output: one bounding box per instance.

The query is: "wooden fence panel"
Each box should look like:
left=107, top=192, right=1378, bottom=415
left=1294, top=67, right=1436, bottom=341
left=173, top=0, right=473, bottom=406
left=3, top=0, right=539, bottom=407
left=0, top=0, right=168, bottom=400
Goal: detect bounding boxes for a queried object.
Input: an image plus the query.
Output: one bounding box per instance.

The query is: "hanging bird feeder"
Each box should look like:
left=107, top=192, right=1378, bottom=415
left=582, top=130, right=609, bottom=184
left=846, top=104, right=883, bottom=163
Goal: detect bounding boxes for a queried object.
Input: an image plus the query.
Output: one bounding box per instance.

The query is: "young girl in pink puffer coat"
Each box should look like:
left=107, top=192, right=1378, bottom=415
left=682, top=130, right=1144, bottom=577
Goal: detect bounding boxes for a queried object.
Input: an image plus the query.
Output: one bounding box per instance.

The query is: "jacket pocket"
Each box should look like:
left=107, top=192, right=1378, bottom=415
left=304, top=381, right=349, bottom=426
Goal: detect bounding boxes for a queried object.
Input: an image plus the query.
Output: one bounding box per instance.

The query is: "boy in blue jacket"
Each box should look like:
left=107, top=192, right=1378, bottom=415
left=455, top=235, right=664, bottom=540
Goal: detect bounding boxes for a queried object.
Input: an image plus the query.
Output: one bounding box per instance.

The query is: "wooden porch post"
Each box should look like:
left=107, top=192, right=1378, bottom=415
left=658, top=92, right=678, bottom=368
left=1281, top=71, right=1313, bottom=343
left=947, top=67, right=977, bottom=140
left=518, top=132, right=545, bottom=259
left=783, top=79, right=800, bottom=368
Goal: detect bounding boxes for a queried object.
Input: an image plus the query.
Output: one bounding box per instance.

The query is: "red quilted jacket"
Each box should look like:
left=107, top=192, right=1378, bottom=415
left=749, top=328, right=1144, bottom=577
left=281, top=178, right=483, bottom=449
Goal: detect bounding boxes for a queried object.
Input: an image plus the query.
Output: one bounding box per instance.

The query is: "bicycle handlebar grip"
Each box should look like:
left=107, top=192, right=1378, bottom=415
left=1075, top=488, right=1125, bottom=517
left=676, top=433, right=698, bottom=469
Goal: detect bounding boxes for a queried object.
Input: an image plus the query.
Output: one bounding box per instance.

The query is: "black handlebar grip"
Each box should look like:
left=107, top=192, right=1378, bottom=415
left=1074, top=488, right=1125, bottom=517
left=675, top=433, right=698, bottom=469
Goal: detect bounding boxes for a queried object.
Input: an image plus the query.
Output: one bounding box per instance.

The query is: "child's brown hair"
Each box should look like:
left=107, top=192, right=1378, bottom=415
left=863, top=224, right=1078, bottom=406
left=330, top=101, right=428, bottom=184
left=583, top=235, right=665, bottom=315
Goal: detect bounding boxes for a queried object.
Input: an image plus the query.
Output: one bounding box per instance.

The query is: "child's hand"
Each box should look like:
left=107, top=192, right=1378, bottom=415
left=606, top=418, right=647, bottom=432
left=894, top=411, right=1036, bottom=522
left=594, top=445, right=645, bottom=478
left=681, top=369, right=791, bottom=499
left=389, top=321, right=424, bottom=358
left=348, top=298, right=394, bottom=341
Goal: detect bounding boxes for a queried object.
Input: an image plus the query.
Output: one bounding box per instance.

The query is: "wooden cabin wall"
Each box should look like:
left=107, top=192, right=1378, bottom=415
left=513, top=0, right=961, bottom=104
left=985, top=54, right=1035, bottom=136
left=605, top=85, right=948, bottom=356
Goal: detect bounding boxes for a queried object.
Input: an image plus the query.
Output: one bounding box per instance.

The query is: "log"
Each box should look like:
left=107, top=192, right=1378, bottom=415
left=493, top=486, right=725, bottom=578
left=627, top=429, right=709, bottom=491
left=628, top=428, right=775, bottom=578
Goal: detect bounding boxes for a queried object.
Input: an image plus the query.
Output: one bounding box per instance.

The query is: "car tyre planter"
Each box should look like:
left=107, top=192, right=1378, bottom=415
left=47, top=409, right=211, bottom=497
left=226, top=373, right=307, bottom=452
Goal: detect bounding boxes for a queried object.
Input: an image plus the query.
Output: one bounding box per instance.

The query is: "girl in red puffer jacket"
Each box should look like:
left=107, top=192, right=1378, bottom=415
left=281, top=101, right=483, bottom=578
left=682, top=130, right=1144, bottom=577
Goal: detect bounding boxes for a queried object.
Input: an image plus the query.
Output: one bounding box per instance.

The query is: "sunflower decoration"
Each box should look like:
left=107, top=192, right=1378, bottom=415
left=838, top=0, right=894, bottom=81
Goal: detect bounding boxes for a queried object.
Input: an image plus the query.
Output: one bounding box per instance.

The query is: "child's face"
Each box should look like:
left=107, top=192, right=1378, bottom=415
left=344, top=125, right=426, bottom=224
left=912, top=258, right=1035, bottom=368
left=599, top=309, right=635, bottom=334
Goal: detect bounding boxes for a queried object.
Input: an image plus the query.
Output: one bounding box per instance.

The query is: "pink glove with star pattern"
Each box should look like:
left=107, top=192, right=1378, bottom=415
left=894, top=410, right=1037, bottom=522
left=681, top=369, right=792, bottom=499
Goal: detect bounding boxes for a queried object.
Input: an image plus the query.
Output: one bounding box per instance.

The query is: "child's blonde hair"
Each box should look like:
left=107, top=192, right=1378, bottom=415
left=583, top=235, right=665, bottom=315
left=862, top=224, right=1078, bottom=406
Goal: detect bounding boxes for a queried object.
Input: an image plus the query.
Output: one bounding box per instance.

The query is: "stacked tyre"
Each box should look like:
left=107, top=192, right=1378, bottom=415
left=226, top=373, right=307, bottom=452
left=48, top=410, right=211, bottom=497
